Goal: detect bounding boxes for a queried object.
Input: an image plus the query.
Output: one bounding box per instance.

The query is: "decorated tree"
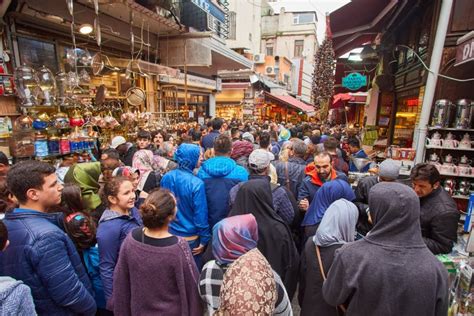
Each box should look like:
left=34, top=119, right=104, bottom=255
left=311, top=14, right=335, bottom=122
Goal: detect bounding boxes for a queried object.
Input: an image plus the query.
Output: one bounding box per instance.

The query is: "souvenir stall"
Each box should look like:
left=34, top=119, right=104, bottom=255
left=0, top=0, right=160, bottom=164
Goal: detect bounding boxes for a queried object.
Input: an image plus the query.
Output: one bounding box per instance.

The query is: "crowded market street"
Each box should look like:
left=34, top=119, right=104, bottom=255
left=0, top=0, right=473, bottom=315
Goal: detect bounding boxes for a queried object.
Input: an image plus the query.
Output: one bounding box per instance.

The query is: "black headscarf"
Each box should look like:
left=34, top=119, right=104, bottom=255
left=229, top=178, right=299, bottom=299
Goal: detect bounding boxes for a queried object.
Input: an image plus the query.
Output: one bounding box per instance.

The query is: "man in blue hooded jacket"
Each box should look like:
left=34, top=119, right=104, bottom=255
left=197, top=134, right=248, bottom=229
left=0, top=160, right=96, bottom=315
left=161, top=143, right=210, bottom=267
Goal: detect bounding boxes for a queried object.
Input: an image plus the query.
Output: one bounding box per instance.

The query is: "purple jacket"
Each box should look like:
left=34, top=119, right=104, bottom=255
left=110, top=234, right=202, bottom=316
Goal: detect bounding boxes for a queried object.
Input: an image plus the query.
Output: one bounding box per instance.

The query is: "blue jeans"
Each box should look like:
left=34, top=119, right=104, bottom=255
left=187, top=238, right=202, bottom=270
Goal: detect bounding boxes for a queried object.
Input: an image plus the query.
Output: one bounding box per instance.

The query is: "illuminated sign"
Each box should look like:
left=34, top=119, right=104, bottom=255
left=342, top=72, right=367, bottom=91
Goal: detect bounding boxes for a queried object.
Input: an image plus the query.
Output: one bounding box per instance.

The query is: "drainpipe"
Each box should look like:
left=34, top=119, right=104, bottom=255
left=414, top=0, right=453, bottom=163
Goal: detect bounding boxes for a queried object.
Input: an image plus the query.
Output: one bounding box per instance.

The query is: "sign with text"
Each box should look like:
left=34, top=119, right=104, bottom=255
left=455, top=31, right=474, bottom=66
left=342, top=72, right=367, bottom=91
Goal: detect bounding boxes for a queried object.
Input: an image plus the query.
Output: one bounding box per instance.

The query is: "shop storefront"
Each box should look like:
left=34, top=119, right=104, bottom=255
left=157, top=74, right=218, bottom=124
left=261, top=92, right=315, bottom=123
left=215, top=83, right=249, bottom=121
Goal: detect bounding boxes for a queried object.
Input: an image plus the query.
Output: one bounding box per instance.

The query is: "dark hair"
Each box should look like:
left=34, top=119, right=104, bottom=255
left=0, top=220, right=7, bottom=250
left=152, top=130, right=168, bottom=142
left=324, top=137, right=339, bottom=151
left=314, top=151, right=332, bottom=162
left=192, top=130, right=202, bottom=142
left=410, top=163, right=440, bottom=185
left=0, top=151, right=8, bottom=166
left=7, top=161, right=55, bottom=203
left=137, top=130, right=151, bottom=140
left=259, top=131, right=271, bottom=149
left=348, top=137, right=360, bottom=148
left=61, top=183, right=86, bottom=215
left=0, top=178, right=15, bottom=213
left=212, top=118, right=224, bottom=131
left=101, top=148, right=120, bottom=160
left=100, top=177, right=131, bottom=207
left=214, top=134, right=232, bottom=155
left=64, top=212, right=97, bottom=250
left=140, top=189, right=176, bottom=228
left=231, top=127, right=240, bottom=138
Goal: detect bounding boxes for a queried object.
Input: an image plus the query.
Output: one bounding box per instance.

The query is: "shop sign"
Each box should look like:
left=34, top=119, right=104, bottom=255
left=455, top=31, right=474, bottom=66
left=159, top=74, right=216, bottom=90
left=342, top=72, right=367, bottom=91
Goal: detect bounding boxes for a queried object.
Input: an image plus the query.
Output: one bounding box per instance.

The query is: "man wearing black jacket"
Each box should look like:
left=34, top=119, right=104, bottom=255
left=410, top=163, right=460, bottom=254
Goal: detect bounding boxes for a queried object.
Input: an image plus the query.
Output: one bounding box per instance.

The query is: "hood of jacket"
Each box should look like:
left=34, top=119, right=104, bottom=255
left=201, top=156, right=239, bottom=178
left=175, top=143, right=201, bottom=172
left=305, top=162, right=339, bottom=186
left=365, top=182, right=426, bottom=248
left=98, top=208, right=140, bottom=224
left=0, top=277, right=25, bottom=301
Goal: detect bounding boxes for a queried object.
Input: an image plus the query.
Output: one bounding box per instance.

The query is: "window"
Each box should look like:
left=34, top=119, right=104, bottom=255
left=249, top=33, right=252, bottom=41
left=266, top=45, right=273, bottom=56
left=293, top=13, right=316, bottom=25
left=228, top=11, right=236, bottom=40
left=17, top=37, right=58, bottom=72
left=294, top=40, right=304, bottom=57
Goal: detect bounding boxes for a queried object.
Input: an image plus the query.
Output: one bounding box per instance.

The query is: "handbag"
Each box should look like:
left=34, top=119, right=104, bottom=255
left=316, top=245, right=347, bottom=315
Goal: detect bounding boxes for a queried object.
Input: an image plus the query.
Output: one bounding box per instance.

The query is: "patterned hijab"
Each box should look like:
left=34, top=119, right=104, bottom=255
left=216, top=248, right=277, bottom=316
left=212, top=214, right=258, bottom=265
left=132, top=149, right=154, bottom=191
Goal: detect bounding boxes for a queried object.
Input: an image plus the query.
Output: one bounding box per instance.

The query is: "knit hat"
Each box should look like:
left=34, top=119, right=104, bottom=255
left=110, top=136, right=126, bottom=149
left=378, top=159, right=400, bottom=180
left=248, top=149, right=274, bottom=170
left=278, top=129, right=290, bottom=142
left=242, top=132, right=255, bottom=143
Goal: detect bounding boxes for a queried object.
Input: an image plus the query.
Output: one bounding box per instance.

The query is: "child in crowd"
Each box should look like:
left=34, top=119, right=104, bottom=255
left=58, top=183, right=88, bottom=215
left=136, top=130, right=152, bottom=150
left=96, top=177, right=142, bottom=308
left=110, top=189, right=201, bottom=315
left=64, top=212, right=106, bottom=313
left=0, top=220, right=36, bottom=315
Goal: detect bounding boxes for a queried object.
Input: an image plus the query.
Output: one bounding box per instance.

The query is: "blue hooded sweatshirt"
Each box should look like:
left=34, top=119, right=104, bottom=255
left=197, top=156, right=248, bottom=229
left=161, top=144, right=211, bottom=245
left=302, top=179, right=356, bottom=226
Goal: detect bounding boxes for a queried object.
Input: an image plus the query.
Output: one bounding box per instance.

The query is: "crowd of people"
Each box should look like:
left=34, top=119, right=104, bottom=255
left=0, top=117, right=460, bottom=315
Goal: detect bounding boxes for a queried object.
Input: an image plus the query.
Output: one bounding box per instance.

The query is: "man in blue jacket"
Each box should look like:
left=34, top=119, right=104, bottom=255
left=198, top=134, right=248, bottom=229
left=0, top=160, right=96, bottom=315
left=161, top=143, right=210, bottom=267
left=201, top=118, right=223, bottom=150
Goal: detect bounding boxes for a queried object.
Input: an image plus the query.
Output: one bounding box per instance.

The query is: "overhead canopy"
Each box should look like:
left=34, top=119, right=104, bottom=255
left=332, top=92, right=368, bottom=108
left=264, top=92, right=315, bottom=114
left=330, top=0, right=406, bottom=57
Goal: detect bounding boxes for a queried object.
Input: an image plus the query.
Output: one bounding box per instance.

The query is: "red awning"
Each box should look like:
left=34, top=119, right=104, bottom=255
left=332, top=92, right=368, bottom=108
left=330, top=0, right=404, bottom=57
left=264, top=92, right=315, bottom=113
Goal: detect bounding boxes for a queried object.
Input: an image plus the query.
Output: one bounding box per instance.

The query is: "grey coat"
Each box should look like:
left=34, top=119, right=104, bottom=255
left=323, top=182, right=449, bottom=316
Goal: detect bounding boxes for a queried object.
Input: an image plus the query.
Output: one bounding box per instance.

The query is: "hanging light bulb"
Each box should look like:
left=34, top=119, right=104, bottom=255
left=79, top=24, right=93, bottom=35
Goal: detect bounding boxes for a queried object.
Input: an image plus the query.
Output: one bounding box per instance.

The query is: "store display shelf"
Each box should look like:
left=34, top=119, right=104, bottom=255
left=452, top=195, right=470, bottom=200
left=440, top=172, right=474, bottom=179
left=428, top=127, right=474, bottom=132
left=425, top=145, right=474, bottom=151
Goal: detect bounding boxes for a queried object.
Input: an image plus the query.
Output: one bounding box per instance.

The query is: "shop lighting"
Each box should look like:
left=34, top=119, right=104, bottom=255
left=396, top=112, right=417, bottom=118
left=79, top=24, right=93, bottom=35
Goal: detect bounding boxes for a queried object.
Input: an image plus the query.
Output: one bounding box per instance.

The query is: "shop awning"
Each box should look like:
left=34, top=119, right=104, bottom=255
left=264, top=92, right=315, bottom=114
left=332, top=92, right=368, bottom=108
left=330, top=0, right=406, bottom=57
left=222, top=82, right=250, bottom=90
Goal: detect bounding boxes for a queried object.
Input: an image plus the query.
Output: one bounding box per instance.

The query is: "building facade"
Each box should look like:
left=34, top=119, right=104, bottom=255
left=226, top=0, right=263, bottom=55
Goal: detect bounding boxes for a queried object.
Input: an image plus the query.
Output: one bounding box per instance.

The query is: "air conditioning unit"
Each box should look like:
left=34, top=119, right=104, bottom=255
left=253, top=54, right=266, bottom=63
left=265, top=66, right=275, bottom=75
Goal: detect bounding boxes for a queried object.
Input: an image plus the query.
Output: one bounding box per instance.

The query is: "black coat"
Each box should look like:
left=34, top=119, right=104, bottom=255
left=419, top=187, right=460, bottom=254
left=299, top=239, right=342, bottom=316
left=229, top=178, right=299, bottom=300
left=353, top=175, right=378, bottom=235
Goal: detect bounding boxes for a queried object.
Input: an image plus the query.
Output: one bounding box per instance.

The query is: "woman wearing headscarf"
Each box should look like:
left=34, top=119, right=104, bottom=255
left=228, top=178, right=299, bottom=299
left=299, top=199, right=358, bottom=315
left=199, top=214, right=292, bottom=316
left=215, top=248, right=277, bottom=316
left=323, top=182, right=449, bottom=316
left=301, top=179, right=356, bottom=241
left=132, top=149, right=161, bottom=193
left=230, top=140, right=254, bottom=171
